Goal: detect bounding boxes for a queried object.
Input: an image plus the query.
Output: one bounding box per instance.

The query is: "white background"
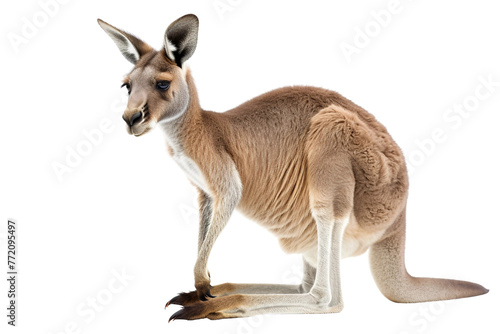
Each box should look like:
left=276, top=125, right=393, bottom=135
left=1, top=0, right=499, bottom=333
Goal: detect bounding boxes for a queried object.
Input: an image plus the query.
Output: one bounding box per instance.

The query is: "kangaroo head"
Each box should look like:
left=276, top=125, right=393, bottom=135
left=98, top=14, right=199, bottom=136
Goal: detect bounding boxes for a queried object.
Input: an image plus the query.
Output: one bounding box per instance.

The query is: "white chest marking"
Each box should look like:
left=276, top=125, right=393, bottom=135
left=173, top=153, right=211, bottom=194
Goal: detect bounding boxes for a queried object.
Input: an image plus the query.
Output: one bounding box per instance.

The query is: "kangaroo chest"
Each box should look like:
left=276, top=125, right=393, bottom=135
left=172, top=152, right=211, bottom=195
left=163, top=127, right=212, bottom=195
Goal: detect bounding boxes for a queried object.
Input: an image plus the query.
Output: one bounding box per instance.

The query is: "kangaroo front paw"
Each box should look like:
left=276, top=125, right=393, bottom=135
left=194, top=269, right=214, bottom=301
left=196, top=282, right=215, bottom=301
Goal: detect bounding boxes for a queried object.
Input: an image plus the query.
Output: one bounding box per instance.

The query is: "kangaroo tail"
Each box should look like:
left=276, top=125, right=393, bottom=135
left=369, top=210, right=489, bottom=303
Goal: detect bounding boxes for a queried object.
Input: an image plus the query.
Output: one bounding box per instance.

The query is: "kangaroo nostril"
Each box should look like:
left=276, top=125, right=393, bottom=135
left=129, top=112, right=143, bottom=126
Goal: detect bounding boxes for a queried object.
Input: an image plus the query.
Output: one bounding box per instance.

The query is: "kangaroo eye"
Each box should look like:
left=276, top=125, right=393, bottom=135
left=121, top=82, right=131, bottom=94
left=156, top=81, right=170, bottom=91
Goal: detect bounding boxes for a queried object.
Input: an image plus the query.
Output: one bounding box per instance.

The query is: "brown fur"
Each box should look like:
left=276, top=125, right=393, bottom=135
left=175, top=80, right=406, bottom=254
left=99, top=14, right=488, bottom=321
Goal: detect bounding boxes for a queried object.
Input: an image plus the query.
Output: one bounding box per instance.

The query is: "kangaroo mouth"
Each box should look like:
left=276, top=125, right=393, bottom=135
left=126, top=122, right=151, bottom=137
left=130, top=126, right=152, bottom=137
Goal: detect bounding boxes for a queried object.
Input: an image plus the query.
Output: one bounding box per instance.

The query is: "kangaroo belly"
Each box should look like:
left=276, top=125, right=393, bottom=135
left=341, top=213, right=386, bottom=258
left=240, top=198, right=385, bottom=259
left=238, top=196, right=321, bottom=254
left=300, top=213, right=387, bottom=268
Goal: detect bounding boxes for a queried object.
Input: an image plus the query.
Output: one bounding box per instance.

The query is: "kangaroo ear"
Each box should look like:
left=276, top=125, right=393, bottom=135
left=164, top=14, right=199, bottom=68
left=97, top=19, right=152, bottom=64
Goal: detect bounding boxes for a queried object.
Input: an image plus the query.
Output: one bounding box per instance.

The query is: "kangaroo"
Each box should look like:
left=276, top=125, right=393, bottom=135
left=98, top=14, right=488, bottom=321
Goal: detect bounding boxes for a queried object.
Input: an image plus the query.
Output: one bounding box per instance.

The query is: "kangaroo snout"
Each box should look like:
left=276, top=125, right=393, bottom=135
left=122, top=102, right=154, bottom=137
left=123, top=111, right=143, bottom=127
